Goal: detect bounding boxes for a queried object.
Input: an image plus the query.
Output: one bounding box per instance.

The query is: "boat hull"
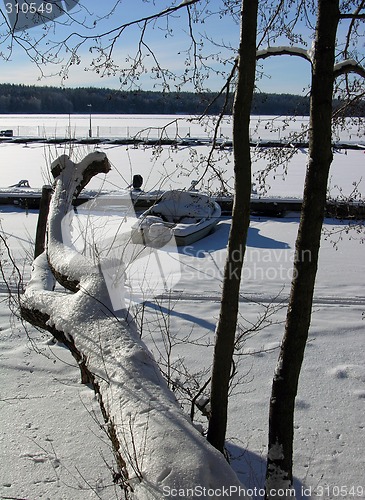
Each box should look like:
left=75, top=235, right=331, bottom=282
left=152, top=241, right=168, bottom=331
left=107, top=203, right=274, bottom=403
left=173, top=220, right=218, bottom=246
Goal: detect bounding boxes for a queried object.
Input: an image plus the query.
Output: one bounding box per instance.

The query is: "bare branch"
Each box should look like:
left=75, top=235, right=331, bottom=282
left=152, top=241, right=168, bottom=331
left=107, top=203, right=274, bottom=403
left=257, top=0, right=285, bottom=47
left=61, top=0, right=202, bottom=46
left=339, top=13, right=365, bottom=19
left=342, top=0, right=365, bottom=58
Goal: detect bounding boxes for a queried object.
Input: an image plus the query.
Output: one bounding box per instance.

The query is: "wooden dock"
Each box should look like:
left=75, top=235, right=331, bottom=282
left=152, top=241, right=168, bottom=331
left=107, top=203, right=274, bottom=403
left=1, top=188, right=364, bottom=219
left=0, top=134, right=364, bottom=150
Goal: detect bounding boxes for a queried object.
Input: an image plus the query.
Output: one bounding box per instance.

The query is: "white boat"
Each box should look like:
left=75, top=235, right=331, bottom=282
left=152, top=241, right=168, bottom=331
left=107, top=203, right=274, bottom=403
left=132, top=190, right=221, bottom=247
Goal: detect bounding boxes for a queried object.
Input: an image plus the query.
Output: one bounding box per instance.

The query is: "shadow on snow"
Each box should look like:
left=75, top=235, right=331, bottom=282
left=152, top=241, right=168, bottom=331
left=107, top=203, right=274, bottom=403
left=179, top=220, right=291, bottom=257
left=227, top=442, right=308, bottom=499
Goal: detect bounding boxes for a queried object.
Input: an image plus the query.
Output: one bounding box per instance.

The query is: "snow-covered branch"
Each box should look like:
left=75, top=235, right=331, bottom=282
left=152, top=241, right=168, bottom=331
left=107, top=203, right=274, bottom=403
left=256, top=46, right=313, bottom=64
left=46, top=152, right=111, bottom=291
left=339, top=12, right=365, bottom=19
left=333, top=59, right=365, bottom=79
left=257, top=47, right=365, bottom=81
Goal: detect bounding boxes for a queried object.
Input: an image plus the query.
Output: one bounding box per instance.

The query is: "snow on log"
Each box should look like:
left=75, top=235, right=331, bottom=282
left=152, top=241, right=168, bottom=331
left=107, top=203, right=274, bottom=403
left=20, top=153, right=249, bottom=499
left=46, top=152, right=111, bottom=291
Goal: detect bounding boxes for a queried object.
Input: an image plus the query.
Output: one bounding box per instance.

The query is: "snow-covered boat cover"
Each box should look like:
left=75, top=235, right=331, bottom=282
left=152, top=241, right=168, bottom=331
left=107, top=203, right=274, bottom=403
left=149, top=190, right=217, bottom=223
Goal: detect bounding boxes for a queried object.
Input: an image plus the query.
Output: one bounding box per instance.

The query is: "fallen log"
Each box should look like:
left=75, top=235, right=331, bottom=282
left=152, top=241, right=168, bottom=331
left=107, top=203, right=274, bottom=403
left=20, top=151, right=248, bottom=499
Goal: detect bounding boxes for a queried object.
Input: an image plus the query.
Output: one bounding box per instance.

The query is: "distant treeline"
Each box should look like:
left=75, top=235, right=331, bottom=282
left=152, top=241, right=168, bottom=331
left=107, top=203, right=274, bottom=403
left=0, top=83, right=362, bottom=116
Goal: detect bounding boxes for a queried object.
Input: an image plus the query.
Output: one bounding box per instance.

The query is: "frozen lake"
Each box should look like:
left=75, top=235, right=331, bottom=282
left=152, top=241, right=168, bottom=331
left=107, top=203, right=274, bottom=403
left=0, top=114, right=364, bottom=198
left=0, top=113, right=364, bottom=143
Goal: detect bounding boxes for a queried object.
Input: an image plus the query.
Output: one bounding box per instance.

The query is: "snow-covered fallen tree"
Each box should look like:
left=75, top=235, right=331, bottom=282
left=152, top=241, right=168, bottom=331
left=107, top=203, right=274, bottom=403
left=20, top=152, right=249, bottom=499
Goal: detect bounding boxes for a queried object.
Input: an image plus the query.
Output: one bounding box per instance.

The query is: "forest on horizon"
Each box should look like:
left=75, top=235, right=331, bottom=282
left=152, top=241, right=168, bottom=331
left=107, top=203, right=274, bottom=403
left=0, top=83, right=310, bottom=116
left=0, top=83, right=362, bottom=116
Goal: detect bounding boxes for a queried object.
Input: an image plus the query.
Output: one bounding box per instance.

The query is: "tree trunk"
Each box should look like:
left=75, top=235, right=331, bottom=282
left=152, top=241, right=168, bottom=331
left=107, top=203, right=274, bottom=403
left=207, top=0, right=258, bottom=453
left=265, top=1, right=340, bottom=497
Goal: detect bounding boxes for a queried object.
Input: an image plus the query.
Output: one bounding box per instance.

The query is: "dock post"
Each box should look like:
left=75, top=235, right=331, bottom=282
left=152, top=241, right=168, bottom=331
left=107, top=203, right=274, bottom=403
left=34, top=185, right=52, bottom=259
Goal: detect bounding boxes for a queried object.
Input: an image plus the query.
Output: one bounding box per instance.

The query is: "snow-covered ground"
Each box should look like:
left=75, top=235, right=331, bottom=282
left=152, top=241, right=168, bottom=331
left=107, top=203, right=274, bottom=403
left=0, top=116, right=364, bottom=499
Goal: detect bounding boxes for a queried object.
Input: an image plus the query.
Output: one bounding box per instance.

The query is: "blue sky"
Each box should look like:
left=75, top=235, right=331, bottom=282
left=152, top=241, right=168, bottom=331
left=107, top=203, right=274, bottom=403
left=0, top=0, right=315, bottom=95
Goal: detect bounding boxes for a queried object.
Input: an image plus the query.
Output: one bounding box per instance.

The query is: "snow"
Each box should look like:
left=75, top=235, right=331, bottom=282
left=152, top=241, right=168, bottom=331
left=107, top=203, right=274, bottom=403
left=1, top=115, right=365, bottom=499
left=47, top=152, right=111, bottom=284
left=256, top=47, right=311, bottom=63
left=21, top=258, right=246, bottom=498
left=333, top=59, right=362, bottom=74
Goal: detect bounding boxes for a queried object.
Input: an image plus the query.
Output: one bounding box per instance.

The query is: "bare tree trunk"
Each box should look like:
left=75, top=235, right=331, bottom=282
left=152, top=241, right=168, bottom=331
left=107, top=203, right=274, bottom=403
left=265, top=1, right=340, bottom=497
left=207, top=0, right=258, bottom=453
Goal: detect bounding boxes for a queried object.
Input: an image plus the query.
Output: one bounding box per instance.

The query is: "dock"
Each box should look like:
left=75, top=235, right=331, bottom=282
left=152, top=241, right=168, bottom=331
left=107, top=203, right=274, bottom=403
left=0, top=187, right=364, bottom=219
left=0, top=134, right=365, bottom=150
